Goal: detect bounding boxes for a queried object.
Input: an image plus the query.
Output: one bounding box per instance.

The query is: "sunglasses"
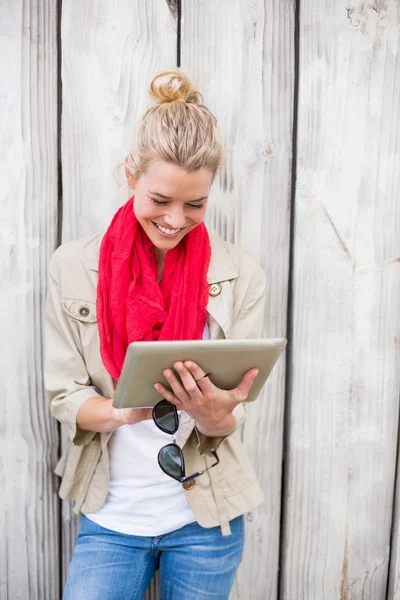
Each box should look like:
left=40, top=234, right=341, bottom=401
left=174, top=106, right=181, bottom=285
left=152, top=399, right=220, bottom=483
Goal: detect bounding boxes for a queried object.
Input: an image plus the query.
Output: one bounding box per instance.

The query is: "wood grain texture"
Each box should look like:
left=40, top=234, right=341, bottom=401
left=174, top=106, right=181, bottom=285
left=60, top=1, right=177, bottom=595
left=0, top=1, right=59, bottom=599
left=61, top=0, right=177, bottom=241
left=181, top=1, right=295, bottom=598
left=282, top=2, right=400, bottom=599
left=390, top=462, right=400, bottom=600
left=60, top=494, right=79, bottom=587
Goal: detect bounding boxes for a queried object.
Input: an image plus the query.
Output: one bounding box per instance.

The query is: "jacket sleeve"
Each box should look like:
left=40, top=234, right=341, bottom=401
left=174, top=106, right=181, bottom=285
left=44, top=249, right=101, bottom=446
left=196, top=256, right=267, bottom=454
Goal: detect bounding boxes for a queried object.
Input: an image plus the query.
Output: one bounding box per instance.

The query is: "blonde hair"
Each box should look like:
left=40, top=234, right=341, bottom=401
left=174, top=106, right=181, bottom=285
left=126, top=69, right=223, bottom=180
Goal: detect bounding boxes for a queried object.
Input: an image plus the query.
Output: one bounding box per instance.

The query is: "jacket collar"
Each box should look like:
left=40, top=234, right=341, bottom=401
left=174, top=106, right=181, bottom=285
left=86, top=230, right=238, bottom=285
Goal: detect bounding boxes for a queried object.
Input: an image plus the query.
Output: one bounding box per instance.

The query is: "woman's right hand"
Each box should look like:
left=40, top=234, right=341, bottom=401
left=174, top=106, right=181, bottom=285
left=76, top=396, right=153, bottom=433
left=112, top=405, right=154, bottom=427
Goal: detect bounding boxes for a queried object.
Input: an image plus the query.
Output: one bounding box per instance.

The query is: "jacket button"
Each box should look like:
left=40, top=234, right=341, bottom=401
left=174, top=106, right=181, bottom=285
left=182, top=480, right=196, bottom=491
left=208, top=283, right=222, bottom=297
left=79, top=307, right=90, bottom=317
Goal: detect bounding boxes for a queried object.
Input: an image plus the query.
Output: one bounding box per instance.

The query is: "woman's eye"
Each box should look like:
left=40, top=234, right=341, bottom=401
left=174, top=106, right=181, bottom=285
left=150, top=197, right=204, bottom=209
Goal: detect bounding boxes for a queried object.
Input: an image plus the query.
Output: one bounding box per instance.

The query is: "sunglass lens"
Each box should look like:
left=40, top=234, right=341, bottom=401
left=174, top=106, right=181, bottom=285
left=158, top=444, right=184, bottom=480
left=153, top=399, right=178, bottom=434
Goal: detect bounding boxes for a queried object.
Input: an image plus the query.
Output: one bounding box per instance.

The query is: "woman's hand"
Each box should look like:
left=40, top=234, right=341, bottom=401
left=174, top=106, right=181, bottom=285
left=77, top=396, right=154, bottom=432
left=153, top=361, right=259, bottom=437
left=112, top=406, right=154, bottom=427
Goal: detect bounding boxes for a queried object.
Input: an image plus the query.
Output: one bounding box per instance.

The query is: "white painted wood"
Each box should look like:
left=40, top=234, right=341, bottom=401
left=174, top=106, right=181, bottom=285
left=3, top=0, right=400, bottom=597
left=0, top=1, right=59, bottom=599
left=60, top=0, right=177, bottom=595
left=61, top=0, right=177, bottom=241
left=181, top=1, right=294, bottom=598
left=282, top=2, right=400, bottom=599
left=61, top=496, right=80, bottom=588
left=389, top=484, right=400, bottom=600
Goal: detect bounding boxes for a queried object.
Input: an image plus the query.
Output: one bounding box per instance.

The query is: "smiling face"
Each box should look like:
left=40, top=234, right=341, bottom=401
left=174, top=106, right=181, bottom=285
left=126, top=159, right=213, bottom=253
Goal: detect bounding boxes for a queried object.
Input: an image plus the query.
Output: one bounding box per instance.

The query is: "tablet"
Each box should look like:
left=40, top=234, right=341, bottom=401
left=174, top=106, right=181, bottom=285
left=112, top=337, right=287, bottom=409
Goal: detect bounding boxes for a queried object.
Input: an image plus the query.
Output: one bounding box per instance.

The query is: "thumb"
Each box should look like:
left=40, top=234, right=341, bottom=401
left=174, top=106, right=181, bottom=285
left=233, top=369, right=259, bottom=402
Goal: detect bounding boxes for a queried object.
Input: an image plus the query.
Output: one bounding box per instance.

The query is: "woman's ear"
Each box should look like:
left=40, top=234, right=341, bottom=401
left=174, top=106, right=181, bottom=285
left=125, top=157, right=137, bottom=189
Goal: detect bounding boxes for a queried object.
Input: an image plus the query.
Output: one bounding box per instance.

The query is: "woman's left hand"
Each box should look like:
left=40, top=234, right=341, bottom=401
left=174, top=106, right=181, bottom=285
left=153, top=361, right=259, bottom=437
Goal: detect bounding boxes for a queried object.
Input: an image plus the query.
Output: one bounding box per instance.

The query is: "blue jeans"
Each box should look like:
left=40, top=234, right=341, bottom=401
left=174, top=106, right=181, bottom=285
left=63, top=514, right=244, bottom=600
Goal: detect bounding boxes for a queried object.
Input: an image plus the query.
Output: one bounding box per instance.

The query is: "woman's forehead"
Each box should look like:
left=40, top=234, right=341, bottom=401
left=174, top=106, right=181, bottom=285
left=142, top=161, right=213, bottom=198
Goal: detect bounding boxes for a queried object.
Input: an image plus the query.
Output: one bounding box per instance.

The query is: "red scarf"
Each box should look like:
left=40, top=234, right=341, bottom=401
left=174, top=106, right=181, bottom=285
left=97, top=197, right=211, bottom=379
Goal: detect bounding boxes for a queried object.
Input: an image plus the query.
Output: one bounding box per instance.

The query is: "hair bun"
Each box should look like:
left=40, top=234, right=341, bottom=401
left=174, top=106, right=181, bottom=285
left=149, top=69, right=202, bottom=105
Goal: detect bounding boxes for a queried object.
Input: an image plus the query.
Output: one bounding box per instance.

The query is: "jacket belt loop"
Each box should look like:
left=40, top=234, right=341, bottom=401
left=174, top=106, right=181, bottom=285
left=207, top=460, right=232, bottom=536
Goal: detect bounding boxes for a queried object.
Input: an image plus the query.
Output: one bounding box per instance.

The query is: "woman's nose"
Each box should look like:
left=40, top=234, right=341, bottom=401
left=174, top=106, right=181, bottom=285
left=163, top=209, right=186, bottom=230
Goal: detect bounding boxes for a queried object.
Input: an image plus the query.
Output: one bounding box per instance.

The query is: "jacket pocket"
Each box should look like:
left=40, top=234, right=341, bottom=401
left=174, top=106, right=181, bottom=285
left=60, top=298, right=101, bottom=383
left=62, top=298, right=97, bottom=323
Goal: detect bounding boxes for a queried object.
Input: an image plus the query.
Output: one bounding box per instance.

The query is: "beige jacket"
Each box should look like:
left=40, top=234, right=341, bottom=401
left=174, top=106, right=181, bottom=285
left=44, top=231, right=266, bottom=536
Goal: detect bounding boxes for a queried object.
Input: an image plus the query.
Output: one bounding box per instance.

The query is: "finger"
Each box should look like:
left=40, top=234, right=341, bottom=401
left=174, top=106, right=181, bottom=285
left=173, top=361, right=204, bottom=399
left=232, top=368, right=259, bottom=403
left=153, top=382, right=183, bottom=408
left=162, top=368, right=191, bottom=402
left=183, top=361, right=214, bottom=394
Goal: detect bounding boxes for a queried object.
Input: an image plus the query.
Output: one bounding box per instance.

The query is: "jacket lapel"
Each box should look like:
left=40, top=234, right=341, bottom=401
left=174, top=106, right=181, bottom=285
left=206, top=233, right=238, bottom=338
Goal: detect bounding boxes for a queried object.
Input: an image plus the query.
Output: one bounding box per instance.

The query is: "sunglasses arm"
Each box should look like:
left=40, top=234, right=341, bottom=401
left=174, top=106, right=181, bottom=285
left=181, top=450, right=220, bottom=483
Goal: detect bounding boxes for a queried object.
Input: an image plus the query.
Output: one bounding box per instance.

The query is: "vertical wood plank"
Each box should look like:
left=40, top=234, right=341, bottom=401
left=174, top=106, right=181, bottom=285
left=61, top=0, right=177, bottom=241
left=282, top=2, right=400, bottom=599
left=0, top=1, right=59, bottom=599
left=389, top=477, right=400, bottom=600
left=181, top=1, right=295, bottom=598
left=60, top=1, right=177, bottom=594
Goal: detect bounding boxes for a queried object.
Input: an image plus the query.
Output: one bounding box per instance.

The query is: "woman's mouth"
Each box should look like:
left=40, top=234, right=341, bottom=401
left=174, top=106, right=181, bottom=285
left=152, top=222, right=183, bottom=237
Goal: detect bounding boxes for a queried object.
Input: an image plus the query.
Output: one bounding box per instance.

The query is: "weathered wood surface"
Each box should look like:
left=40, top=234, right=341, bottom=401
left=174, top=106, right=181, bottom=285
left=60, top=0, right=177, bottom=594
left=3, top=0, right=400, bottom=598
left=61, top=0, right=177, bottom=242
left=0, top=1, right=59, bottom=599
left=386, top=7, right=400, bottom=592
left=181, top=1, right=294, bottom=598
left=389, top=454, right=400, bottom=600
left=281, top=2, right=400, bottom=599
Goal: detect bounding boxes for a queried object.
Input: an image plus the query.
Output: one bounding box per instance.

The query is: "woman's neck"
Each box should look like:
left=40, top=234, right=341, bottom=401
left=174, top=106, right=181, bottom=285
left=155, top=248, right=166, bottom=282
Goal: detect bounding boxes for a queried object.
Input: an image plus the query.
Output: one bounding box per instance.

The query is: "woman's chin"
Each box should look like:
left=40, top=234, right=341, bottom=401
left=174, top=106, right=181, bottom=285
left=154, top=239, right=180, bottom=251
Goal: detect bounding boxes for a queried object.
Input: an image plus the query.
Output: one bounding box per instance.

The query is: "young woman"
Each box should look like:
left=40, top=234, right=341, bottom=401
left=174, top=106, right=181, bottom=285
left=45, top=70, right=266, bottom=600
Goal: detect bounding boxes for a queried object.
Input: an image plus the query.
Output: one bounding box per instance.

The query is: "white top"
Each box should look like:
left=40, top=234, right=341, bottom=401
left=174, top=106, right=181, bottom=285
left=84, top=323, right=210, bottom=536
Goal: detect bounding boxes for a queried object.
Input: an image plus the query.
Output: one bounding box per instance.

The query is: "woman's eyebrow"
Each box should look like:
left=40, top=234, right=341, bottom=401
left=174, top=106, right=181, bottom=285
left=149, top=190, right=208, bottom=202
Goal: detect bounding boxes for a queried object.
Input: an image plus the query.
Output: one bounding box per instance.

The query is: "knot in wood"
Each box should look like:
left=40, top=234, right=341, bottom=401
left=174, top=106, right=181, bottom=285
left=263, top=143, right=275, bottom=158
left=345, top=6, right=362, bottom=28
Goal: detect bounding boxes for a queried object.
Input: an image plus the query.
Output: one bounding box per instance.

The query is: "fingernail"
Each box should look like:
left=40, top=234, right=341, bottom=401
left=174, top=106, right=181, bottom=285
left=254, top=369, right=259, bottom=377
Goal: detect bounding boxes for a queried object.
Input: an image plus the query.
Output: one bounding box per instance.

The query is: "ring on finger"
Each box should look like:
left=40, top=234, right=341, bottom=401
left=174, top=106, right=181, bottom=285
left=195, top=372, right=213, bottom=383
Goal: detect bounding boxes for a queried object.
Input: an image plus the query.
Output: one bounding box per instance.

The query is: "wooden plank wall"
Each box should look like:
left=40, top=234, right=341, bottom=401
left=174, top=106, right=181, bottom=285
left=2, top=0, right=400, bottom=599
left=378, top=1, right=400, bottom=595
left=60, top=0, right=177, bottom=596
left=281, top=2, right=400, bottom=599
left=0, top=2, right=59, bottom=599
left=181, top=1, right=294, bottom=598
